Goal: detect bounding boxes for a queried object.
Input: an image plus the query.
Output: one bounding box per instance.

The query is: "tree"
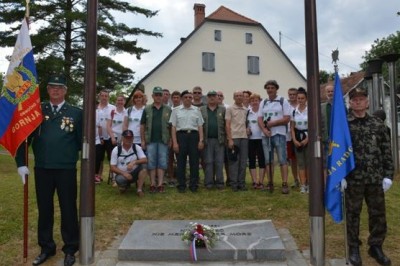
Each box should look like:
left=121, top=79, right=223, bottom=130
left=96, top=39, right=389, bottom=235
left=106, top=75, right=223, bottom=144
left=319, top=70, right=334, bottom=84
left=0, top=0, right=162, bottom=104
left=361, top=31, right=400, bottom=83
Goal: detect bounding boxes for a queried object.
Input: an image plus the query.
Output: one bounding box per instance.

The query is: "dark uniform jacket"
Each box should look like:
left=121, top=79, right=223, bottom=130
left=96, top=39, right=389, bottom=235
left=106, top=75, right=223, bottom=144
left=16, top=102, right=82, bottom=169
left=347, top=112, right=393, bottom=185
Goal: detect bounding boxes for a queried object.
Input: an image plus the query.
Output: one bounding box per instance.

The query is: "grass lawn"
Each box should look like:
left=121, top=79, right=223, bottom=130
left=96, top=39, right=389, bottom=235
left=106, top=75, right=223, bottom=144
left=0, top=151, right=399, bottom=265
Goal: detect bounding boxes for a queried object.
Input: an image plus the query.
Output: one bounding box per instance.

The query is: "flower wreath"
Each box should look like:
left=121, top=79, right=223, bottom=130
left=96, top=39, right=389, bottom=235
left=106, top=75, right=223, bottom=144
left=181, top=222, right=218, bottom=261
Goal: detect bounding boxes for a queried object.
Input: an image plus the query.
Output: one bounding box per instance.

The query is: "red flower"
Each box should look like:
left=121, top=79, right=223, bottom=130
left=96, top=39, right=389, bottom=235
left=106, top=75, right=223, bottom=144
left=196, top=224, right=204, bottom=235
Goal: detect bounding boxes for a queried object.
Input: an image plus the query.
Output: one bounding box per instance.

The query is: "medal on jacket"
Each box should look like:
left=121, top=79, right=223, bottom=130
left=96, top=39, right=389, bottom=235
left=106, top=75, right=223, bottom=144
left=61, top=117, right=74, bottom=132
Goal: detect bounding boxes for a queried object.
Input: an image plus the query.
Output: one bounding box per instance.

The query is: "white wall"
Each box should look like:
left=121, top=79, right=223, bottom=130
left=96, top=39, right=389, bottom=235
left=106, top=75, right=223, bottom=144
left=142, top=21, right=306, bottom=104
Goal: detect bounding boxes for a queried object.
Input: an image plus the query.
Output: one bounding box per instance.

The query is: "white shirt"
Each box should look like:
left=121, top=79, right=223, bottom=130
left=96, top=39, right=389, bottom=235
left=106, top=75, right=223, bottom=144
left=107, top=108, right=127, bottom=142
left=97, top=103, right=116, bottom=140
left=247, top=108, right=263, bottom=140
left=110, top=144, right=146, bottom=172
left=291, top=106, right=308, bottom=131
left=258, top=97, right=291, bottom=137
left=126, top=106, right=144, bottom=144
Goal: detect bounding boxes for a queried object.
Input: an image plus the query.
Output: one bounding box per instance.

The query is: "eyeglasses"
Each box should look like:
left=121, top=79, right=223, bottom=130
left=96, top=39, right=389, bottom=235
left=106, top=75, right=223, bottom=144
left=193, top=91, right=202, bottom=94
left=217, top=95, right=223, bottom=97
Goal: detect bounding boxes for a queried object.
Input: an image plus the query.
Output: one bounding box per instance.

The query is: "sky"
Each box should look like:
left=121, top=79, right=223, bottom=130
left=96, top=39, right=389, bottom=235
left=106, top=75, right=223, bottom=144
left=1, top=0, right=399, bottom=83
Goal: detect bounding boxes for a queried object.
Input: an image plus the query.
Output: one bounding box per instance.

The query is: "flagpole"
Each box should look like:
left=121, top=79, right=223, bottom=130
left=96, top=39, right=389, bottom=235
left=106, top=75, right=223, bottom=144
left=332, top=53, right=350, bottom=264
left=304, top=1, right=325, bottom=265
left=23, top=140, right=29, bottom=263
left=79, top=0, right=98, bottom=264
left=23, top=0, right=31, bottom=262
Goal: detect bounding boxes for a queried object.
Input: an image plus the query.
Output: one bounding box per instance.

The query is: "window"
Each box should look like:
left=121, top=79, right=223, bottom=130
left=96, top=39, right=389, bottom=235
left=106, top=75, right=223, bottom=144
left=245, top=33, right=253, bottom=44
left=214, top=30, right=221, bottom=41
left=247, top=56, right=259, bottom=75
left=202, top=52, right=215, bottom=72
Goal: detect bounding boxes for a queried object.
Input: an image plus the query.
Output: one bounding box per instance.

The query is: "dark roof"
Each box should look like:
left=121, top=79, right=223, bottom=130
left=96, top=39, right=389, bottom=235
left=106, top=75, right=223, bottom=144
left=320, top=71, right=365, bottom=102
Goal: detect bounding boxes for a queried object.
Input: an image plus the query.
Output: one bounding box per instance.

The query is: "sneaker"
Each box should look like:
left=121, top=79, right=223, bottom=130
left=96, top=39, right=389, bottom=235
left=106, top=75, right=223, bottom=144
left=157, top=185, right=165, bottom=193
left=149, top=185, right=157, bottom=193
left=300, top=185, right=306, bottom=194
left=168, top=181, right=176, bottom=188
left=137, top=191, right=145, bottom=197
left=95, top=175, right=101, bottom=184
left=282, top=182, right=289, bottom=194
left=266, top=182, right=274, bottom=193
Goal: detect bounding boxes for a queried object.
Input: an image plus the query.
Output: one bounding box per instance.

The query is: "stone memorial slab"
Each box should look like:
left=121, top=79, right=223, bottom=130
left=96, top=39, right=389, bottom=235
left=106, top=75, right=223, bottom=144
left=118, top=220, right=285, bottom=262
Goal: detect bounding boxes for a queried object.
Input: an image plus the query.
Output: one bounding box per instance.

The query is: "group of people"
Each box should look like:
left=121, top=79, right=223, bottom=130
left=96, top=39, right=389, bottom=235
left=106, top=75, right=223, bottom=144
left=13, top=73, right=394, bottom=266
left=93, top=80, right=314, bottom=195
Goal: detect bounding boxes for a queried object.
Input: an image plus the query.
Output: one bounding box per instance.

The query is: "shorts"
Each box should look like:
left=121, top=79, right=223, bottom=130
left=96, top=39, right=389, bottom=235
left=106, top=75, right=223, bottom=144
left=146, top=142, right=168, bottom=170
left=115, top=164, right=144, bottom=187
left=262, top=134, right=287, bottom=165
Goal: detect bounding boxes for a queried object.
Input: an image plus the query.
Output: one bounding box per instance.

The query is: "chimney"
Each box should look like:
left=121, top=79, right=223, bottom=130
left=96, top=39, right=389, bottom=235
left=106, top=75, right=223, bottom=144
left=193, top=3, right=206, bottom=28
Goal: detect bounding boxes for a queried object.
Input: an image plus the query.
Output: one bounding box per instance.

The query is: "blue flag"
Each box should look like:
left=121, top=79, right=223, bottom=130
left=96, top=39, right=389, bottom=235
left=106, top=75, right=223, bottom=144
left=325, top=72, right=355, bottom=223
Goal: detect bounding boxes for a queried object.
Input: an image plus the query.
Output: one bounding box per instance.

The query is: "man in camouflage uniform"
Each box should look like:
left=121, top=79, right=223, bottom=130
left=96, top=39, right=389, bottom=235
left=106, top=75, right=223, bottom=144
left=343, top=87, right=393, bottom=266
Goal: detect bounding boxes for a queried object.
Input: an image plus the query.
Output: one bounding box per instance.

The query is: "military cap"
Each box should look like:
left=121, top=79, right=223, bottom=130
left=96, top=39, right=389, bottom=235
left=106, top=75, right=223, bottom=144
left=349, top=87, right=367, bottom=99
left=48, top=75, right=67, bottom=86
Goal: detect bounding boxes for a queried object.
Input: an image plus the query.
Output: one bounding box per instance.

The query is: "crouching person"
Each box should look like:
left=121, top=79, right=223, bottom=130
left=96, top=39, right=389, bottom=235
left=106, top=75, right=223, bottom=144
left=110, top=129, right=147, bottom=196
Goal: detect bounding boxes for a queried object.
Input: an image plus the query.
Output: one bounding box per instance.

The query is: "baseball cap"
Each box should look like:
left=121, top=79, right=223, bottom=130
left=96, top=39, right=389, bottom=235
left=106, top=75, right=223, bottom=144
left=122, top=129, right=134, bottom=138
left=153, top=86, right=163, bottom=94
left=207, top=90, right=217, bottom=96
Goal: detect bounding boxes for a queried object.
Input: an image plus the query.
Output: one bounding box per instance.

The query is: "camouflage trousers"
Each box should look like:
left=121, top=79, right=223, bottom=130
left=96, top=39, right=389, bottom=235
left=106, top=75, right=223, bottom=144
left=345, top=183, right=387, bottom=247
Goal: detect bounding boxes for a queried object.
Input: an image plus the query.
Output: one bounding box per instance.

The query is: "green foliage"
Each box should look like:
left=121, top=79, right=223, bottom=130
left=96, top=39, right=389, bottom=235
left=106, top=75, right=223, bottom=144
left=361, top=31, right=400, bottom=83
left=0, top=0, right=162, bottom=105
left=319, top=70, right=334, bottom=84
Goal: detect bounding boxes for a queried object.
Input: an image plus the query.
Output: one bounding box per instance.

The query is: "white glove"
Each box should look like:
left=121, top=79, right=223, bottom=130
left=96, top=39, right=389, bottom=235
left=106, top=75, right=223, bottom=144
left=340, top=179, right=347, bottom=192
left=382, top=177, right=392, bottom=193
left=17, top=166, right=29, bottom=185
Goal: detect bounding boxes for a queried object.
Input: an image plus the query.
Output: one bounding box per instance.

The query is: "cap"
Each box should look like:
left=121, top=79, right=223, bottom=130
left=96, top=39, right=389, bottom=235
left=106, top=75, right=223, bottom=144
left=349, top=87, right=367, bottom=99
left=152, top=86, right=163, bottom=94
left=48, top=75, right=67, bottom=86
left=207, top=90, right=217, bottom=96
left=122, top=129, right=134, bottom=138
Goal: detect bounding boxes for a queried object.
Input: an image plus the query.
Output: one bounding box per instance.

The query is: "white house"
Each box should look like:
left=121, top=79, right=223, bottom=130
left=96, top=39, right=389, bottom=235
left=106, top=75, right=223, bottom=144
left=130, top=3, right=306, bottom=104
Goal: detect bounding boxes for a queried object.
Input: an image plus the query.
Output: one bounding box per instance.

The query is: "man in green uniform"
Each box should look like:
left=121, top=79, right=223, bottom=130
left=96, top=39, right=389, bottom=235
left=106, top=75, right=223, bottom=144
left=343, top=87, right=393, bottom=266
left=16, top=75, right=82, bottom=266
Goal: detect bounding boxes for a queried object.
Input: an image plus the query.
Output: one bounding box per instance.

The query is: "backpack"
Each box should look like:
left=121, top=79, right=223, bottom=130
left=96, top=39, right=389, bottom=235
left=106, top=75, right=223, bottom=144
left=117, top=144, right=137, bottom=160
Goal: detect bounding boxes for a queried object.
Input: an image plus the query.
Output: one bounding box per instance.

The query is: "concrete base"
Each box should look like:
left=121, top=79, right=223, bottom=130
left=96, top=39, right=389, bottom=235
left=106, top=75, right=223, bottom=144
left=118, top=220, right=285, bottom=262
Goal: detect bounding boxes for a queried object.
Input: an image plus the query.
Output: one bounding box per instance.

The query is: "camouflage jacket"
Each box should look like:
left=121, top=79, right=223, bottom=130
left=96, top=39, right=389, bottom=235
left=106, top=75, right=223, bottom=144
left=347, top=112, right=394, bottom=185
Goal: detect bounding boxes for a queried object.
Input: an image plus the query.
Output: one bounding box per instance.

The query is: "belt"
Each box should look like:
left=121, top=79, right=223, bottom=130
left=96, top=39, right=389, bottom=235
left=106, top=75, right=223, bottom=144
left=177, top=129, right=197, bottom=133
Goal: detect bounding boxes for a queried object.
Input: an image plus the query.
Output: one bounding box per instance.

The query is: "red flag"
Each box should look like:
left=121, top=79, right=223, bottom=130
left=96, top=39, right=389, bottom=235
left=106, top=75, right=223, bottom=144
left=0, top=19, right=42, bottom=157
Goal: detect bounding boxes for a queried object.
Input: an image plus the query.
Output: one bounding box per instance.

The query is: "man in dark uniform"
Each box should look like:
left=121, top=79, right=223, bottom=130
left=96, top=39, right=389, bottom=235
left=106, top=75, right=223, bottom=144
left=343, top=87, right=393, bottom=266
left=16, top=74, right=82, bottom=266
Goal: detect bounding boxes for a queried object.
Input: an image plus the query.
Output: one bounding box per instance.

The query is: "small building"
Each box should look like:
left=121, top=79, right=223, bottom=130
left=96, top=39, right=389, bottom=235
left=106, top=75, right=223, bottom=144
left=129, top=3, right=306, bottom=104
